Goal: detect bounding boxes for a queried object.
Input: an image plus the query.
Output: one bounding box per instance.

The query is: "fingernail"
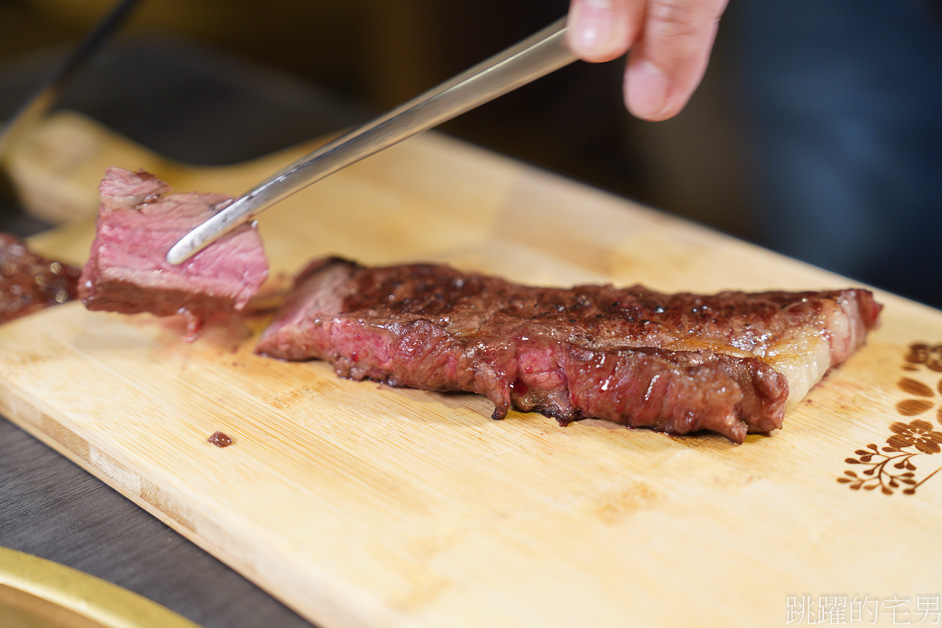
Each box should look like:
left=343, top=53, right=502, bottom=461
left=570, top=0, right=615, bottom=55
left=627, top=61, right=671, bottom=120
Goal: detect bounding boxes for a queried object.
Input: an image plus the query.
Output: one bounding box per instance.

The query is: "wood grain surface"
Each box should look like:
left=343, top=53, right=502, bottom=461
left=2, top=112, right=941, bottom=627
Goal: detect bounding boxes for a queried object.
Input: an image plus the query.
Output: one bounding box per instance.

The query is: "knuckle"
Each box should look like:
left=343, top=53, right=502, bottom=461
left=647, top=0, right=724, bottom=38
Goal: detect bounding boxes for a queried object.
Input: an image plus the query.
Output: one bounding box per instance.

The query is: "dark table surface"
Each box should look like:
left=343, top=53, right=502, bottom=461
left=0, top=37, right=374, bottom=628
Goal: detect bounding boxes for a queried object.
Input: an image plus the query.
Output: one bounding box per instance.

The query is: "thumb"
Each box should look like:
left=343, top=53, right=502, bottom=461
left=567, top=0, right=643, bottom=62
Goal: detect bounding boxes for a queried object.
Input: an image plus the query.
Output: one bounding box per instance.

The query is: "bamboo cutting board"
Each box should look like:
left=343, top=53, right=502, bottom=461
left=2, top=112, right=942, bottom=627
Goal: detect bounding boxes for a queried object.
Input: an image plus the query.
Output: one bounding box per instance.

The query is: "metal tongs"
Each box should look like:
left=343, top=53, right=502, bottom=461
left=166, top=16, right=576, bottom=265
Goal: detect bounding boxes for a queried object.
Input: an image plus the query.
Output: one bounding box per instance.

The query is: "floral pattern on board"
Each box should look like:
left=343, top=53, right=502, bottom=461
left=838, top=343, right=942, bottom=495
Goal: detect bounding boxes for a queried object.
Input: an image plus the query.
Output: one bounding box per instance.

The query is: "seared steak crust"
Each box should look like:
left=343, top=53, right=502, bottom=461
left=257, top=258, right=882, bottom=442
left=0, top=233, right=81, bottom=324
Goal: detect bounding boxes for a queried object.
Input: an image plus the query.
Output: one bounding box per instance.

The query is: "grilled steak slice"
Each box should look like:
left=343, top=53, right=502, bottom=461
left=0, top=233, right=81, bottom=324
left=256, top=257, right=883, bottom=442
left=79, top=167, right=268, bottom=336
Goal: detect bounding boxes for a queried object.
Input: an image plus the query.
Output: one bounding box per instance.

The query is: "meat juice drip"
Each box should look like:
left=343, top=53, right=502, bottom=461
left=207, top=431, right=233, bottom=448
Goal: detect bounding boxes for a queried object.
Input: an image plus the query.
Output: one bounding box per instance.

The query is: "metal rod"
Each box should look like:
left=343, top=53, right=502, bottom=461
left=166, top=16, right=575, bottom=265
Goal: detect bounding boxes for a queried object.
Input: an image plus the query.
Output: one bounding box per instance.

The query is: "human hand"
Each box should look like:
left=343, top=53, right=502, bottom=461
left=566, top=0, right=729, bottom=121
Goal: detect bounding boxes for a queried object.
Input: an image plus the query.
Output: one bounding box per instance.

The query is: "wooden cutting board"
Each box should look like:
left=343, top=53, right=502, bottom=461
left=3, top=112, right=942, bottom=628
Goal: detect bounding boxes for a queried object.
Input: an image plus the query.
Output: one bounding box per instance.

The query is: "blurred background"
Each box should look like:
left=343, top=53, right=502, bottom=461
left=1, top=0, right=940, bottom=307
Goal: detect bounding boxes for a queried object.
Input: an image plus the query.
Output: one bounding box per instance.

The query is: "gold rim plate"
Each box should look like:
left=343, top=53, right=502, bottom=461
left=0, top=546, right=201, bottom=628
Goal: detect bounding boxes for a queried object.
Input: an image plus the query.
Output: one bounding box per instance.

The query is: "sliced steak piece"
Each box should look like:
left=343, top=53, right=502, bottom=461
left=79, top=167, right=269, bottom=337
left=0, top=233, right=82, bottom=324
left=256, top=257, right=883, bottom=442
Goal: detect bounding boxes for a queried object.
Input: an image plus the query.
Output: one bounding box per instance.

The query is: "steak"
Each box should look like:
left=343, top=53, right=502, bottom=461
left=79, top=167, right=269, bottom=337
left=256, top=258, right=883, bottom=442
left=0, top=233, right=82, bottom=324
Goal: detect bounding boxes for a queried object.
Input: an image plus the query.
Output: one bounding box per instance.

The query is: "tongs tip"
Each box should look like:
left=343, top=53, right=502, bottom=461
left=166, top=198, right=242, bottom=265
left=165, top=239, right=195, bottom=266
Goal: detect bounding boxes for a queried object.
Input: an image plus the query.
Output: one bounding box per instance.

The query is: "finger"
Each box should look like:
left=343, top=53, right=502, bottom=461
left=567, top=0, right=644, bottom=62
left=624, top=0, right=728, bottom=120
